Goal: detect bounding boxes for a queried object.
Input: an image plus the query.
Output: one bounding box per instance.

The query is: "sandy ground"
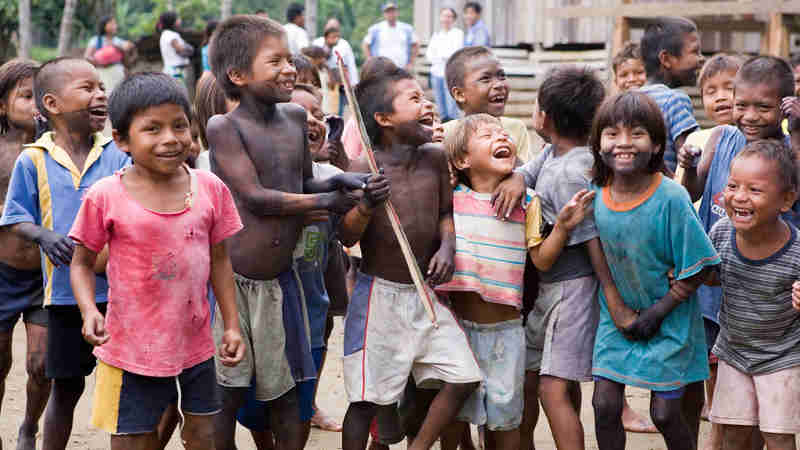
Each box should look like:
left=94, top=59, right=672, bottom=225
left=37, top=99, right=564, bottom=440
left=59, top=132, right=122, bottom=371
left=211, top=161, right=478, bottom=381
left=0, top=317, right=727, bottom=450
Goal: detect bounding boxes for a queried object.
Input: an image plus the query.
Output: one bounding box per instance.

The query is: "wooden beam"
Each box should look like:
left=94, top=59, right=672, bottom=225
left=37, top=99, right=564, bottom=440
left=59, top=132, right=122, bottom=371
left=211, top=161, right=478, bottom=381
left=543, top=1, right=798, bottom=19
left=767, top=12, right=790, bottom=56
left=627, top=17, right=766, bottom=32
left=612, top=16, right=631, bottom=58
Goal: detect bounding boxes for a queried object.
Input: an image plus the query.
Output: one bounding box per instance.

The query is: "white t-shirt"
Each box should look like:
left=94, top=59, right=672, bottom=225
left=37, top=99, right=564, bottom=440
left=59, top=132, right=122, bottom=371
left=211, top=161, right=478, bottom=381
left=312, top=36, right=359, bottom=85
left=426, top=27, right=463, bottom=77
left=284, top=22, right=310, bottom=55
left=159, top=29, right=189, bottom=68
left=363, top=20, right=418, bottom=68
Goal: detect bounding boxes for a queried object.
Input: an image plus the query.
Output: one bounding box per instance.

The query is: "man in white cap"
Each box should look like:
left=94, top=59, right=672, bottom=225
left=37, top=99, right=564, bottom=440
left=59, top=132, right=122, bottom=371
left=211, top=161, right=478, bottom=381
left=361, top=2, right=419, bottom=72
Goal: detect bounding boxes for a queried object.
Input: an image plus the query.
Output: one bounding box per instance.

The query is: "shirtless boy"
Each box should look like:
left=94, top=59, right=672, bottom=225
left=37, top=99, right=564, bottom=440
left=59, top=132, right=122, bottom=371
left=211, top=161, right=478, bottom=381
left=207, top=15, right=367, bottom=450
left=339, top=65, right=482, bottom=450
left=0, top=59, right=50, bottom=450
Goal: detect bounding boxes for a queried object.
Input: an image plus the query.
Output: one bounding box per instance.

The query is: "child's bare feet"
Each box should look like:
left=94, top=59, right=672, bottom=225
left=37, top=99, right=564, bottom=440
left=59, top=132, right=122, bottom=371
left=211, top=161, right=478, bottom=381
left=311, top=408, right=343, bottom=432
left=621, top=398, right=657, bottom=433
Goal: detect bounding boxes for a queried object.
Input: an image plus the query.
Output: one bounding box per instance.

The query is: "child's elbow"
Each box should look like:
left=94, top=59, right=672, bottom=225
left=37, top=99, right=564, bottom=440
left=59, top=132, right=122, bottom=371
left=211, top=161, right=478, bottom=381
left=528, top=249, right=554, bottom=272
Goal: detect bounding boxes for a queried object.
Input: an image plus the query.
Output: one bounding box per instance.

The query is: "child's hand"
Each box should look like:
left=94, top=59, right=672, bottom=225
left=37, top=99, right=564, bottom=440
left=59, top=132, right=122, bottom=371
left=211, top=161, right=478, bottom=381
left=623, top=304, right=667, bottom=341
left=34, top=229, right=75, bottom=266
left=334, top=173, right=371, bottom=191
left=362, top=172, right=391, bottom=208
left=219, top=329, right=245, bottom=367
left=491, top=172, right=526, bottom=220
left=792, top=281, right=800, bottom=311
left=82, top=310, right=109, bottom=346
left=326, top=189, right=360, bottom=215
left=427, top=244, right=455, bottom=285
left=677, top=144, right=702, bottom=169
left=556, top=190, right=596, bottom=232
left=782, top=97, right=800, bottom=119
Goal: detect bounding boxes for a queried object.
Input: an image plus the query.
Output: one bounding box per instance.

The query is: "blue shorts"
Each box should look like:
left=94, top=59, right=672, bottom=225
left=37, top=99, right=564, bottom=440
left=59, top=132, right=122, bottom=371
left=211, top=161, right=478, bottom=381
left=236, top=347, right=325, bottom=429
left=0, top=261, right=44, bottom=331
left=91, top=358, right=220, bottom=434
left=593, top=376, right=686, bottom=400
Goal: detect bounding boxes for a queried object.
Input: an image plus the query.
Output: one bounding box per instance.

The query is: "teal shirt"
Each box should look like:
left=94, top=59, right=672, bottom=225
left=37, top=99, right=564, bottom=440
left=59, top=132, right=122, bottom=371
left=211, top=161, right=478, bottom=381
left=592, top=175, right=719, bottom=390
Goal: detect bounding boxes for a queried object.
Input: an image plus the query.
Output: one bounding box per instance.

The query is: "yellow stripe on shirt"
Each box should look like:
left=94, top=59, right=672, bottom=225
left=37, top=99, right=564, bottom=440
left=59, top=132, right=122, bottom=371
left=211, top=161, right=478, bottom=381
left=27, top=149, right=55, bottom=306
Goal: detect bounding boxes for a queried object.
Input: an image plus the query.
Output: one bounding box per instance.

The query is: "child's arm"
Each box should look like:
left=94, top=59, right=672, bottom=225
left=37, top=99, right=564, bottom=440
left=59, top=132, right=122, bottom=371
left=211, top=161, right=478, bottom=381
left=206, top=115, right=358, bottom=216
left=704, top=268, right=720, bottom=286
left=428, top=153, right=456, bottom=285
left=210, top=240, right=244, bottom=367
left=625, top=267, right=710, bottom=340
left=71, top=245, right=108, bottom=346
left=586, top=238, right=638, bottom=333
left=94, top=245, right=109, bottom=274
left=12, top=223, right=74, bottom=266
left=324, top=240, right=349, bottom=314
left=793, top=280, right=800, bottom=311
left=677, top=126, right=723, bottom=202
left=528, top=190, right=595, bottom=272
left=492, top=151, right=546, bottom=219
left=782, top=97, right=800, bottom=152
left=339, top=173, right=390, bottom=247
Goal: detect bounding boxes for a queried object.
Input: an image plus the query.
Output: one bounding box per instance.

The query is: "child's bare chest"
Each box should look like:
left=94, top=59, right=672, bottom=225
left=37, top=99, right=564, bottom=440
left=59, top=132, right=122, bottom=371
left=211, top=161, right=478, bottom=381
left=242, top=125, right=305, bottom=189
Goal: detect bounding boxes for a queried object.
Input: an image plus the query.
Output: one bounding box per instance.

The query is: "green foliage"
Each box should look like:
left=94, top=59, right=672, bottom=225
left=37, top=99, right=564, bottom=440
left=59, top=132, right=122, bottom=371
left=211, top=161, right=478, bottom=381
left=30, top=46, right=58, bottom=63
left=0, top=0, right=18, bottom=60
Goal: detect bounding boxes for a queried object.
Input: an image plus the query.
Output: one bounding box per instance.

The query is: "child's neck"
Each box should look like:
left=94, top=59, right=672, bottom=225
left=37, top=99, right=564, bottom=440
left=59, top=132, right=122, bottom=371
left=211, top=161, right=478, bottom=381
left=467, top=171, right=503, bottom=194
left=648, top=71, right=678, bottom=89
left=610, top=170, right=657, bottom=197
left=4, top=125, right=35, bottom=148
left=237, top=93, right=278, bottom=120
left=51, top=123, right=94, bottom=156
left=378, top=134, right=421, bottom=167
left=127, top=162, right=186, bottom=185
left=736, top=217, right=790, bottom=260
left=550, top=133, right=585, bottom=157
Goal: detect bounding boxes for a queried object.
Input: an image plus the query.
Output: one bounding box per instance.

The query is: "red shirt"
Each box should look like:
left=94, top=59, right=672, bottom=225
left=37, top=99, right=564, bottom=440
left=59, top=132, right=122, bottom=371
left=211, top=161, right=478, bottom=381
left=70, top=168, right=243, bottom=376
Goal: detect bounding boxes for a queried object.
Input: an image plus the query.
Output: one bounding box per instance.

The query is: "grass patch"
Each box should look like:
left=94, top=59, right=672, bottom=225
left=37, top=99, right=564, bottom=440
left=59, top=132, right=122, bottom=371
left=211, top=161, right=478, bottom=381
left=31, top=46, right=58, bottom=63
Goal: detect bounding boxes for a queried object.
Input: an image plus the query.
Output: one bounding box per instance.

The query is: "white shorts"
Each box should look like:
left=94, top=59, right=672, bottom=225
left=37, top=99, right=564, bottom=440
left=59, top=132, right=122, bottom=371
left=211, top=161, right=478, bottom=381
left=343, top=272, right=482, bottom=405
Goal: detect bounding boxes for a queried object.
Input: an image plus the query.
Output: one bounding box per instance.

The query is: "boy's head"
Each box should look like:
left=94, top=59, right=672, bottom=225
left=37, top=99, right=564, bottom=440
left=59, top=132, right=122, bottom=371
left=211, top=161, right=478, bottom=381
left=537, top=66, right=605, bottom=143
left=698, top=53, right=742, bottom=126
left=612, top=42, right=646, bottom=92
left=790, top=54, right=800, bottom=96
left=733, top=55, right=794, bottom=142
left=725, top=139, right=798, bottom=232
left=210, top=15, right=294, bottom=102
left=463, top=2, right=482, bottom=27
left=432, top=110, right=445, bottom=144
left=640, top=16, right=701, bottom=87
left=359, top=56, right=397, bottom=82
left=446, top=46, right=508, bottom=117
left=202, top=20, right=219, bottom=47
left=355, top=66, right=434, bottom=147
left=324, top=26, right=341, bottom=48
left=287, top=3, right=305, bottom=27
left=290, top=83, right=327, bottom=160
left=292, top=54, right=321, bottom=88
left=446, top=113, right=516, bottom=189
left=109, top=73, right=193, bottom=167
left=0, top=59, right=38, bottom=135
left=158, top=11, right=179, bottom=32
left=193, top=71, right=235, bottom=148
left=34, top=57, right=107, bottom=134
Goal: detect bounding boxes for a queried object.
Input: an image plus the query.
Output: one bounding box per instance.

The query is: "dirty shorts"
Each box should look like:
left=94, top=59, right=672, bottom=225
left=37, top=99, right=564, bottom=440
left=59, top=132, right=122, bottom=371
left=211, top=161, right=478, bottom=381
left=526, top=276, right=599, bottom=381
left=343, top=272, right=482, bottom=405
left=213, top=272, right=295, bottom=401
left=457, top=318, right=525, bottom=431
left=711, top=360, right=800, bottom=434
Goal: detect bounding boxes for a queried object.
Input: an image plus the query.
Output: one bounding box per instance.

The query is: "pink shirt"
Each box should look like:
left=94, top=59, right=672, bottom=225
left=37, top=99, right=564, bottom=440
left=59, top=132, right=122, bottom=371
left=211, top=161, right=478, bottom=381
left=342, top=118, right=364, bottom=160
left=70, top=168, right=243, bottom=377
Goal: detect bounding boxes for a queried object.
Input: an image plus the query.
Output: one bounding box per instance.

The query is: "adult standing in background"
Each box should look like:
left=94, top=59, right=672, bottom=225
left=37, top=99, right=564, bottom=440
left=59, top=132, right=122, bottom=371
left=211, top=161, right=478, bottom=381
left=158, top=11, right=194, bottom=82
left=285, top=3, right=310, bottom=55
left=463, top=2, right=490, bottom=47
left=427, top=8, right=463, bottom=121
left=84, top=16, right=133, bottom=94
left=313, top=21, right=358, bottom=115
left=362, top=2, right=419, bottom=73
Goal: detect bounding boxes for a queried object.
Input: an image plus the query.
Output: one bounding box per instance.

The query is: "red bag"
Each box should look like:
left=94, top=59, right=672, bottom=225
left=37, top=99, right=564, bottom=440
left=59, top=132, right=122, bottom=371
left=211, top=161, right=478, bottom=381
left=94, top=45, right=124, bottom=66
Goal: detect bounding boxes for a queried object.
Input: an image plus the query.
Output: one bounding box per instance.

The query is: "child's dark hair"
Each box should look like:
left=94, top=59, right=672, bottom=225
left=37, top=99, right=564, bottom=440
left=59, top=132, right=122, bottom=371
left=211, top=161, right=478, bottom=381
left=464, top=2, right=482, bottom=14
left=359, top=56, right=397, bottom=81
left=34, top=57, right=88, bottom=121
left=301, top=45, right=328, bottom=62
left=590, top=91, right=667, bottom=186
left=324, top=26, right=340, bottom=38
left=538, top=66, right=605, bottom=141
left=790, top=54, right=800, bottom=70
left=193, top=71, right=229, bottom=148
left=355, top=66, right=414, bottom=146
left=97, top=15, right=114, bottom=36
left=736, top=55, right=795, bottom=99
left=210, top=15, right=286, bottom=100
left=109, top=72, right=192, bottom=140
left=612, top=42, right=641, bottom=74
left=445, top=45, right=493, bottom=91
left=294, top=83, right=322, bottom=103
left=640, top=17, right=698, bottom=76
left=287, top=3, right=305, bottom=23
left=445, top=113, right=500, bottom=187
left=157, top=11, right=178, bottom=32
left=698, top=53, right=743, bottom=90
left=202, top=20, right=219, bottom=47
left=0, top=59, right=38, bottom=135
left=293, top=54, right=321, bottom=88
left=733, top=139, right=799, bottom=193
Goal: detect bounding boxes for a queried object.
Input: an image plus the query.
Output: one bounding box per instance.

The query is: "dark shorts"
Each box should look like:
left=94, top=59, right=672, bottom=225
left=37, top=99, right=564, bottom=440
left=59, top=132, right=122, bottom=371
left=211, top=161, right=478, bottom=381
left=0, top=261, right=45, bottom=331
left=236, top=347, right=325, bottom=429
left=46, top=303, right=106, bottom=379
left=704, top=318, right=721, bottom=357
left=91, top=358, right=220, bottom=434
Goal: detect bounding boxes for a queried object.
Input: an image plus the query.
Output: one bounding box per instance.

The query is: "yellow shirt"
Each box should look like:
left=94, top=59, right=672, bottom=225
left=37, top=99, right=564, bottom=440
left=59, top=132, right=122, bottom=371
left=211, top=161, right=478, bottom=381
left=444, top=116, right=532, bottom=163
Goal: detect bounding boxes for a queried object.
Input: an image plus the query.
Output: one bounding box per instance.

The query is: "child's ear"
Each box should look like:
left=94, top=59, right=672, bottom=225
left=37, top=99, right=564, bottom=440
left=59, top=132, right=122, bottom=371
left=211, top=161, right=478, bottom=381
left=781, top=189, right=798, bottom=213
left=657, top=49, right=673, bottom=71
left=111, top=129, right=130, bottom=154
left=452, top=154, right=471, bottom=170
left=374, top=111, right=393, bottom=128
left=41, top=93, right=59, bottom=117
left=227, top=68, right=247, bottom=87
left=450, top=85, right=466, bottom=105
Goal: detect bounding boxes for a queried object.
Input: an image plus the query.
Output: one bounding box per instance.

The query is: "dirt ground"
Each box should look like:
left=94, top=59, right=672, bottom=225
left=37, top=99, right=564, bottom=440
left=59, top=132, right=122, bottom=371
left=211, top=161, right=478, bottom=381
left=0, top=317, right=722, bottom=450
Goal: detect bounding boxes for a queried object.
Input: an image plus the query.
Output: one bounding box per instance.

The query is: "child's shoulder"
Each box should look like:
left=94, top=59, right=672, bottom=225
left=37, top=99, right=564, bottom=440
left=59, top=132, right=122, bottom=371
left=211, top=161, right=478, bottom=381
left=709, top=216, right=733, bottom=241
left=659, top=174, right=692, bottom=200
left=276, top=101, right=306, bottom=120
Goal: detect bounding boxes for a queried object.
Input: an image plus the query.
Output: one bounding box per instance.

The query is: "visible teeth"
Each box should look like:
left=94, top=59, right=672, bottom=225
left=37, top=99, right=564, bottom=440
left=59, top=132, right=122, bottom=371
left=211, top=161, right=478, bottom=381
left=615, top=153, right=634, bottom=160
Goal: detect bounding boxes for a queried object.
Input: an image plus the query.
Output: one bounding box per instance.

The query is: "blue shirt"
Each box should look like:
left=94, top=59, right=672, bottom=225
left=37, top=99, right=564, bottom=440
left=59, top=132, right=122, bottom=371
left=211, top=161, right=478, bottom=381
left=592, top=175, right=719, bottom=390
left=465, top=19, right=490, bottom=47
left=0, top=132, right=130, bottom=306
left=639, top=84, right=699, bottom=173
left=201, top=45, right=210, bottom=72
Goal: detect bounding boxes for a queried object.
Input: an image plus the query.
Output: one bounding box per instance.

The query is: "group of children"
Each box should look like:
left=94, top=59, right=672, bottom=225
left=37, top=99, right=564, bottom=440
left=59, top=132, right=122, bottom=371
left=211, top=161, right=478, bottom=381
left=0, top=11, right=799, bottom=450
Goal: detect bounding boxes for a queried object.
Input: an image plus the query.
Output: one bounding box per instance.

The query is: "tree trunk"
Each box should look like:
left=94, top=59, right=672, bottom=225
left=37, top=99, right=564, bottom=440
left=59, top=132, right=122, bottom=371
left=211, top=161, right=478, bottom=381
left=18, top=0, right=32, bottom=59
left=305, top=0, right=318, bottom=39
left=221, top=0, right=232, bottom=20
left=56, top=0, right=78, bottom=56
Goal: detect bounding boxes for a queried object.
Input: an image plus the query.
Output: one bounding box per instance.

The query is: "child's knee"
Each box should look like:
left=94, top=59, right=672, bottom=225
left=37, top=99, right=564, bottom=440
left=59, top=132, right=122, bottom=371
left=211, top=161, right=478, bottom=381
left=25, top=351, right=47, bottom=383
left=452, top=381, right=480, bottom=398
left=592, top=389, right=623, bottom=420
left=761, top=432, right=795, bottom=450
left=649, top=399, right=682, bottom=431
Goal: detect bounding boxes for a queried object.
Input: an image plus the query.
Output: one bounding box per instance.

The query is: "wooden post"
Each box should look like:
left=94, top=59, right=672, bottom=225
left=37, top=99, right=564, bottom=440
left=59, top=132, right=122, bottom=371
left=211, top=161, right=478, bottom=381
left=767, top=12, right=789, bottom=57
left=610, top=0, right=632, bottom=61
left=305, top=0, right=318, bottom=40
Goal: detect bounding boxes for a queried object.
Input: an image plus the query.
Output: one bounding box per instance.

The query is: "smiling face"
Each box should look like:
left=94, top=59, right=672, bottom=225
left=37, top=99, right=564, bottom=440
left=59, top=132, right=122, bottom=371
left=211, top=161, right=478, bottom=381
left=733, top=81, right=783, bottom=142
left=115, top=103, right=191, bottom=176
left=453, top=55, right=509, bottom=117
left=614, top=58, right=647, bottom=92
left=724, top=155, right=795, bottom=233
left=1, top=76, right=36, bottom=134
left=458, top=121, right=516, bottom=179
left=290, top=88, right=327, bottom=160
left=702, top=69, right=736, bottom=126
left=379, top=78, right=435, bottom=147
left=599, top=122, right=658, bottom=177
left=44, top=61, right=108, bottom=133
left=237, top=35, right=297, bottom=104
